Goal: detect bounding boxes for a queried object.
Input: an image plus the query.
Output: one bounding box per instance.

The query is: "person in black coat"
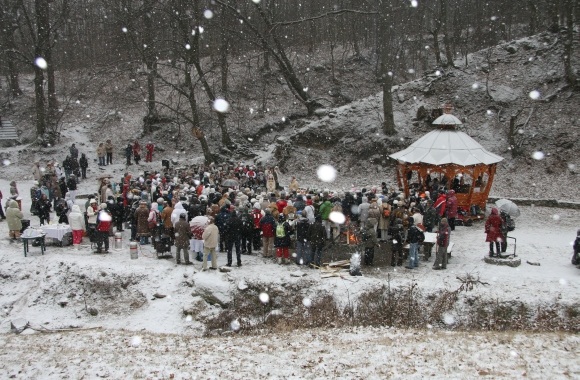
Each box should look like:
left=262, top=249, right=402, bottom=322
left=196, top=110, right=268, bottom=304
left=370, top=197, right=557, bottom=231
left=215, top=205, right=230, bottom=252
left=295, top=214, right=311, bottom=265
left=111, top=197, right=125, bottom=232
left=389, top=218, right=405, bottom=266
left=224, top=210, right=243, bottom=267
left=274, top=214, right=293, bottom=264
left=125, top=144, right=133, bottom=165
left=79, top=154, right=88, bottom=179
left=309, top=216, right=326, bottom=267
left=37, top=194, right=52, bottom=226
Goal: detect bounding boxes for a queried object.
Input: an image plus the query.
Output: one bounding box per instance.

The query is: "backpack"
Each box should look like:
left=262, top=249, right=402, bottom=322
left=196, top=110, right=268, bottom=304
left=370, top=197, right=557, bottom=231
left=252, top=209, right=262, bottom=229
left=276, top=223, right=286, bottom=238
left=382, top=207, right=391, bottom=218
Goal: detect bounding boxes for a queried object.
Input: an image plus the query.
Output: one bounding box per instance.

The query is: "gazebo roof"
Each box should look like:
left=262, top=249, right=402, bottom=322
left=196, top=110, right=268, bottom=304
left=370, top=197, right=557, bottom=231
left=389, top=129, right=504, bottom=166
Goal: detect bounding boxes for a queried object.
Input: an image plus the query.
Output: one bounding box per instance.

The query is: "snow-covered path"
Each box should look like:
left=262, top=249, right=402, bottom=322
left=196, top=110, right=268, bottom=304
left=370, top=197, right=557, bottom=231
left=1, top=328, right=578, bottom=379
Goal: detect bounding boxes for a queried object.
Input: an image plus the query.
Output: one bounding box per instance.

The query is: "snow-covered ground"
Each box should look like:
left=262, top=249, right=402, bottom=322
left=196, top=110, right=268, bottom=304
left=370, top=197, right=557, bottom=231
left=1, top=328, right=579, bottom=379
left=0, top=174, right=579, bottom=378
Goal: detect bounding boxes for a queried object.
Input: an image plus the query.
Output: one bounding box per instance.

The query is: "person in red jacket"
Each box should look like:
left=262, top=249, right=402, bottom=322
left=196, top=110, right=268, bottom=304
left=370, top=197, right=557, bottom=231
left=434, top=192, right=447, bottom=217
left=259, top=210, right=276, bottom=257
left=445, top=190, right=458, bottom=230
left=485, top=207, right=504, bottom=257
left=133, top=141, right=141, bottom=164
left=95, top=203, right=112, bottom=253
left=145, top=142, right=155, bottom=162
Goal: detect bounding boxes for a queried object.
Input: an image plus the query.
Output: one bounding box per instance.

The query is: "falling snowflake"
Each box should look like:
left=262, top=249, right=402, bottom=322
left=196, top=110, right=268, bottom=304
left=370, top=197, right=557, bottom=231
left=130, top=336, right=142, bottom=347
left=317, top=164, right=337, bottom=182
left=259, top=292, right=269, bottom=304
left=302, top=298, right=312, bottom=308
left=185, top=44, right=191, bottom=50
left=35, top=57, right=48, bottom=70
left=122, top=27, right=128, bottom=33
left=230, top=319, right=241, bottom=331
left=559, top=278, right=567, bottom=286
left=531, top=151, right=544, bottom=160
left=252, top=0, right=261, bottom=3
left=529, top=90, right=541, bottom=100
left=213, top=98, right=230, bottom=113
left=443, top=313, right=455, bottom=325
left=204, top=9, right=213, bottom=19
left=552, top=214, right=560, bottom=221
left=185, top=315, right=192, bottom=322
left=410, top=0, right=418, bottom=7
left=435, top=70, right=441, bottom=76
left=471, top=83, right=479, bottom=89
left=329, top=211, right=346, bottom=224
left=2, top=159, right=11, bottom=166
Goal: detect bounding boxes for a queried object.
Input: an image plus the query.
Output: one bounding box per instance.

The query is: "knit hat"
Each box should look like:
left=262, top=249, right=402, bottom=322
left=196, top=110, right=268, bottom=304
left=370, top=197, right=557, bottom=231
left=253, top=202, right=261, bottom=209
left=100, top=203, right=107, bottom=209
left=90, top=198, right=97, bottom=204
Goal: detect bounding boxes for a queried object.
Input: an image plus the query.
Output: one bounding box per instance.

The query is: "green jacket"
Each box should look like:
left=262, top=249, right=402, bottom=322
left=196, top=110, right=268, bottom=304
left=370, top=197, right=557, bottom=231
left=319, top=200, right=332, bottom=220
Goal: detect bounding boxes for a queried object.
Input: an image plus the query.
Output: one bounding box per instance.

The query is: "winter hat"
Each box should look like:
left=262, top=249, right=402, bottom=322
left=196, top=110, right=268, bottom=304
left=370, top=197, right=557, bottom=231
left=100, top=203, right=107, bottom=209
left=157, top=197, right=164, bottom=203
left=179, top=213, right=186, bottom=219
left=90, top=198, right=97, bottom=204
left=253, top=202, right=261, bottom=209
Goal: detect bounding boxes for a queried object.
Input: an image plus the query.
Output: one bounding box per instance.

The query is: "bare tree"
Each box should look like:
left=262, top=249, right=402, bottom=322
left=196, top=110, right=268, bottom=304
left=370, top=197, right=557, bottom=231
left=0, top=0, right=23, bottom=97
left=562, top=0, right=576, bottom=86
left=215, top=0, right=323, bottom=116
left=190, top=0, right=233, bottom=147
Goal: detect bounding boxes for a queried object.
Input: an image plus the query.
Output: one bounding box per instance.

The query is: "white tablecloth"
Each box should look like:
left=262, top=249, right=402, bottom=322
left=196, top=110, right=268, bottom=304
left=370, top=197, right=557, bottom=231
left=40, top=224, right=72, bottom=241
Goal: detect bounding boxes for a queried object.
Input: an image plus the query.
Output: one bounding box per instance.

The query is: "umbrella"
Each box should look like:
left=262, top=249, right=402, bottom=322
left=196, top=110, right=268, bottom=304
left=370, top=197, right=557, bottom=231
left=221, top=178, right=239, bottom=188
left=495, top=199, right=520, bottom=218
left=190, top=216, right=209, bottom=240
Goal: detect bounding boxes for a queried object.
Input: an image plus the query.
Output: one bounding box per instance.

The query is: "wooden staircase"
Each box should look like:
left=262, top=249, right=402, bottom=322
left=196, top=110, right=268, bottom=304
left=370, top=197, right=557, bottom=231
left=0, top=118, right=18, bottom=141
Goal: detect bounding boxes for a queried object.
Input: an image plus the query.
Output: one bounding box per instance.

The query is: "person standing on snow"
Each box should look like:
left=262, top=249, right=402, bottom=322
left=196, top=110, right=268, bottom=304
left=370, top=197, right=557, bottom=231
left=105, top=139, right=114, bottom=165
left=274, top=214, right=292, bottom=265
left=96, top=143, right=106, bottom=166
left=79, top=153, right=88, bottom=179
left=446, top=190, right=458, bottom=231
left=174, top=213, right=192, bottom=265
left=145, top=142, right=155, bottom=162
left=6, top=200, right=23, bottom=242
left=125, top=143, right=133, bottom=165
left=132, top=140, right=141, bottom=165
left=68, top=204, right=85, bottom=248
left=433, top=218, right=451, bottom=270
left=69, top=144, right=79, bottom=159
left=485, top=207, right=504, bottom=257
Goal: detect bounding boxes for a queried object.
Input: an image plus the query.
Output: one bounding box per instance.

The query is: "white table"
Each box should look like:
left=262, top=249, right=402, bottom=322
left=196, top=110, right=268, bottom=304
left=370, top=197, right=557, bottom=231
left=40, top=224, right=73, bottom=241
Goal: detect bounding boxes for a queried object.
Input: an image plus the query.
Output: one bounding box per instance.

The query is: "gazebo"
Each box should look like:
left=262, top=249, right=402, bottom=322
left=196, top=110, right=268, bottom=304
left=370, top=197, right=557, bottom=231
left=389, top=105, right=503, bottom=210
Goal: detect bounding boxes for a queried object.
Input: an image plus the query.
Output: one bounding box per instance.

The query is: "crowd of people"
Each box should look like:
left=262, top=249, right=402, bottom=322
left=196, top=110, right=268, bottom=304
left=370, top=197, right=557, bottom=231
left=0, top=143, right=538, bottom=271
left=55, top=161, right=475, bottom=271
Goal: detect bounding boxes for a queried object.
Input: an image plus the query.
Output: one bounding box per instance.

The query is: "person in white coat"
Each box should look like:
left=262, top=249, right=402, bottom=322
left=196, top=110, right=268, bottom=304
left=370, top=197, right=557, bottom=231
left=68, top=204, right=86, bottom=248
left=171, top=202, right=188, bottom=226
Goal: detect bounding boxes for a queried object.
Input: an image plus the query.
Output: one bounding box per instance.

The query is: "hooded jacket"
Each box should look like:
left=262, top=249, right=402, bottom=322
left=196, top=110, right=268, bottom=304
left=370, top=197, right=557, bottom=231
left=485, top=208, right=504, bottom=243
left=68, top=205, right=85, bottom=231
left=6, top=200, right=23, bottom=231
left=171, top=202, right=188, bottom=226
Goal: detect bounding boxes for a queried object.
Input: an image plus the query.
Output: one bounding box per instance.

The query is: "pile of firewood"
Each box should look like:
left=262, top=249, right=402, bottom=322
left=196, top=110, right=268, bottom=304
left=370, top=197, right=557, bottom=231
left=319, top=260, right=350, bottom=279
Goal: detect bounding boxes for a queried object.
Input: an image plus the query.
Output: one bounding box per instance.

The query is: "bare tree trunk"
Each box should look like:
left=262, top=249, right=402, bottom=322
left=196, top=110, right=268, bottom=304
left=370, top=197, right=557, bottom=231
left=563, top=0, right=576, bottom=86
left=143, top=0, right=158, bottom=134
left=379, top=0, right=396, bottom=135
left=0, top=4, right=23, bottom=98
left=440, top=0, right=454, bottom=67
left=191, top=0, right=232, bottom=147
left=218, top=11, right=233, bottom=147
left=431, top=30, right=442, bottom=67
left=34, top=0, right=50, bottom=139
left=528, top=1, right=537, bottom=35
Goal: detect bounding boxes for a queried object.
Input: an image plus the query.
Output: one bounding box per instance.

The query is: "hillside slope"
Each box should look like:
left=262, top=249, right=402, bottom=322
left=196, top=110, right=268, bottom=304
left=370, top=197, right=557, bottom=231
left=1, top=31, right=578, bottom=200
